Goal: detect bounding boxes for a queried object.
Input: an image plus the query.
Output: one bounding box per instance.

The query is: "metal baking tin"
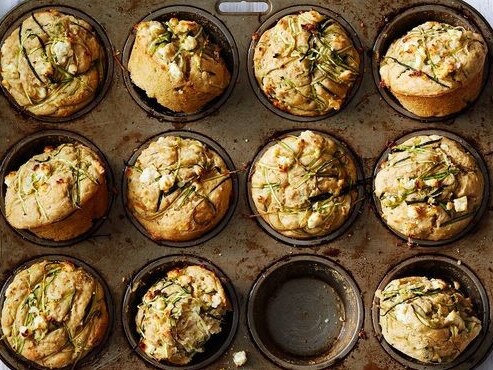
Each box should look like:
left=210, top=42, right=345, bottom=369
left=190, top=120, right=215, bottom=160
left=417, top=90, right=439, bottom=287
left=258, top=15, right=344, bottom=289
left=0, top=4, right=114, bottom=123
left=0, top=129, right=115, bottom=247
left=372, top=129, right=490, bottom=247
left=0, top=254, right=114, bottom=370
left=0, top=0, right=492, bottom=369
left=121, top=254, right=239, bottom=370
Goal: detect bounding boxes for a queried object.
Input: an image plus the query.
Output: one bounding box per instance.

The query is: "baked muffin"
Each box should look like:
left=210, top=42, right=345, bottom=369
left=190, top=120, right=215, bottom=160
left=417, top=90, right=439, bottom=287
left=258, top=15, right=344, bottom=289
left=126, top=136, right=233, bottom=242
left=374, top=134, right=484, bottom=241
left=136, top=265, right=229, bottom=364
left=128, top=18, right=230, bottom=113
left=253, top=10, right=360, bottom=116
left=379, top=21, right=487, bottom=117
left=0, top=260, right=109, bottom=368
left=4, top=143, right=108, bottom=241
left=0, top=9, right=104, bottom=118
left=250, top=130, right=358, bottom=239
left=377, top=276, right=481, bottom=363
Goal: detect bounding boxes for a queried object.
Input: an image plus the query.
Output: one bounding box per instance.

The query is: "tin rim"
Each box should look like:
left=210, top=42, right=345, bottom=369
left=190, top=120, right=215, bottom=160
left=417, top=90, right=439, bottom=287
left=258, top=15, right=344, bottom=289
left=371, top=2, right=492, bottom=122
left=121, top=5, right=239, bottom=123
left=247, top=5, right=365, bottom=123
left=0, top=254, right=114, bottom=370
left=121, top=254, right=239, bottom=370
left=371, top=254, right=491, bottom=369
left=246, top=254, right=364, bottom=369
left=0, top=129, right=115, bottom=247
left=371, top=129, right=490, bottom=247
left=246, top=129, right=366, bottom=247
left=0, top=3, right=114, bottom=123
left=122, top=130, right=239, bottom=247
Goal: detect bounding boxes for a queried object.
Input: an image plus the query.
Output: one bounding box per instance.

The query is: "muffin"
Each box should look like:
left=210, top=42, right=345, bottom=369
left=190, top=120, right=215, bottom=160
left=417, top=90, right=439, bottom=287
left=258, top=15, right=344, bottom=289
left=0, top=9, right=104, bottom=118
left=128, top=18, right=230, bottom=113
left=136, top=265, right=229, bottom=364
left=125, top=136, right=233, bottom=242
left=4, top=143, right=108, bottom=241
left=0, top=260, right=109, bottom=368
left=253, top=10, right=360, bottom=117
left=379, top=21, right=487, bottom=117
left=374, top=134, right=484, bottom=241
left=250, top=130, right=358, bottom=239
left=377, top=276, right=481, bottom=363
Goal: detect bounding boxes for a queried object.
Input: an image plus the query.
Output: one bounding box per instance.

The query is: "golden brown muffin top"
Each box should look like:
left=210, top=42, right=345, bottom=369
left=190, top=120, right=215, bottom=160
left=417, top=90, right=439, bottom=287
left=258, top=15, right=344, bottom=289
left=128, top=19, right=230, bottom=113
left=380, top=21, right=487, bottom=97
left=253, top=10, right=360, bottom=116
left=125, top=136, right=232, bottom=241
left=377, top=276, right=481, bottom=363
left=0, top=10, right=104, bottom=117
left=4, top=143, right=106, bottom=230
left=0, top=260, right=109, bottom=368
left=250, top=130, right=358, bottom=239
left=374, top=135, right=484, bottom=241
left=136, top=265, right=229, bottom=364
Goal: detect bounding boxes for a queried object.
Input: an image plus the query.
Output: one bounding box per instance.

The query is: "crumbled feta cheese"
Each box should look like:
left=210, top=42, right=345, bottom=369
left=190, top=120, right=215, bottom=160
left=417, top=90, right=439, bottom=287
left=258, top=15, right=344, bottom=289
left=52, top=40, right=72, bottom=65
left=211, top=292, right=222, bottom=308
left=403, top=178, right=416, bottom=190
left=233, top=351, right=247, bottom=367
left=158, top=173, right=175, bottom=192
left=168, top=62, right=183, bottom=80
left=32, top=315, right=46, bottom=330
left=277, top=155, right=293, bottom=171
left=424, top=178, right=439, bottom=187
left=19, top=326, right=28, bottom=336
left=139, top=167, right=160, bottom=183
left=307, top=212, right=323, bottom=229
left=453, top=196, right=468, bottom=213
left=182, top=35, right=197, bottom=51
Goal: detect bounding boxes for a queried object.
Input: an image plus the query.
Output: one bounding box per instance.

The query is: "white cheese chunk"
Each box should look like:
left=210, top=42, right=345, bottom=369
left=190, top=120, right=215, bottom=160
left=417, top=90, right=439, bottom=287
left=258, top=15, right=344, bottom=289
left=233, top=351, right=247, bottom=367
left=453, top=196, right=468, bottom=213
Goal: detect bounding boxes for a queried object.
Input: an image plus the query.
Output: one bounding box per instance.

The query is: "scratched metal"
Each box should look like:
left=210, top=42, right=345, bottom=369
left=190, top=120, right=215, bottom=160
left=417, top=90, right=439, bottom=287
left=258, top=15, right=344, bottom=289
left=0, top=0, right=492, bottom=369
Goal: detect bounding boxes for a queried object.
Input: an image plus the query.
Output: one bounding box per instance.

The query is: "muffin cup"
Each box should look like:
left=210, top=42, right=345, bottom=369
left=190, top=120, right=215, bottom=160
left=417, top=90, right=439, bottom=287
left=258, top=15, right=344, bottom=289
left=247, top=5, right=364, bottom=123
left=121, top=254, right=239, bottom=370
left=0, top=254, right=114, bottom=370
left=0, top=3, right=114, bottom=123
left=372, top=2, right=492, bottom=122
left=0, top=129, right=115, bottom=247
left=247, top=254, right=364, bottom=369
left=121, top=5, right=239, bottom=123
left=247, top=129, right=365, bottom=247
left=372, top=254, right=491, bottom=370
left=122, top=130, right=239, bottom=247
left=372, top=129, right=490, bottom=247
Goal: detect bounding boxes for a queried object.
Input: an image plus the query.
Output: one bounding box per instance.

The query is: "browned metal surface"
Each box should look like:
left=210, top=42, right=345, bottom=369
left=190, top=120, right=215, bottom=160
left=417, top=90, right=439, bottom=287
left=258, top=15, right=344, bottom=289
left=0, top=0, right=492, bottom=369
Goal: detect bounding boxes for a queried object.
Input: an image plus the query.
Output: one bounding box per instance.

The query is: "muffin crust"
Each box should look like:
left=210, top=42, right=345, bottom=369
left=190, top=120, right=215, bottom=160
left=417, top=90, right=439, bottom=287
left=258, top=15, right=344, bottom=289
left=1, top=260, right=109, bottom=368
left=374, top=135, right=484, bottom=241
left=253, top=10, right=360, bottom=116
left=126, top=136, right=233, bottom=242
left=250, top=130, right=358, bottom=239
left=0, top=10, right=104, bottom=117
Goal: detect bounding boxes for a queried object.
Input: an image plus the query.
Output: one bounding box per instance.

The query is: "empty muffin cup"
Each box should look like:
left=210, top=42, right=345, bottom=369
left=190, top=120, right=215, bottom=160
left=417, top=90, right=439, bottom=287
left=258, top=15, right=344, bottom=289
left=247, top=129, right=365, bottom=247
left=247, top=254, right=364, bottom=369
left=0, top=4, right=114, bottom=123
left=372, top=129, right=489, bottom=246
left=122, top=130, right=239, bottom=247
left=247, top=5, right=364, bottom=122
left=372, top=3, right=492, bottom=122
left=0, top=130, right=114, bottom=247
left=121, top=5, right=239, bottom=123
left=372, top=254, right=491, bottom=369
left=0, top=254, right=114, bottom=370
left=122, top=254, right=239, bottom=370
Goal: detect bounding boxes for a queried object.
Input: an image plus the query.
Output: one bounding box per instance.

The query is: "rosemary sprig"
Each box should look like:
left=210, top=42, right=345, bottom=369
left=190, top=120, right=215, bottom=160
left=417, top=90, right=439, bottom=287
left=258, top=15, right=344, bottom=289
left=383, top=56, right=450, bottom=89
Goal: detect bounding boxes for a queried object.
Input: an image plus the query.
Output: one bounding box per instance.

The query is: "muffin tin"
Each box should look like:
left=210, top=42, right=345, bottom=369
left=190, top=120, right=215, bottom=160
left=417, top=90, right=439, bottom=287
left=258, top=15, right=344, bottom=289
left=0, top=0, right=492, bottom=369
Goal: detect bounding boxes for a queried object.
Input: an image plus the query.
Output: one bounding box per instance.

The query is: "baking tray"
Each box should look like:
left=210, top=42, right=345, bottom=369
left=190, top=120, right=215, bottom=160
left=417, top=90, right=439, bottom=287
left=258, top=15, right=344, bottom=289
left=0, top=0, right=492, bottom=369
